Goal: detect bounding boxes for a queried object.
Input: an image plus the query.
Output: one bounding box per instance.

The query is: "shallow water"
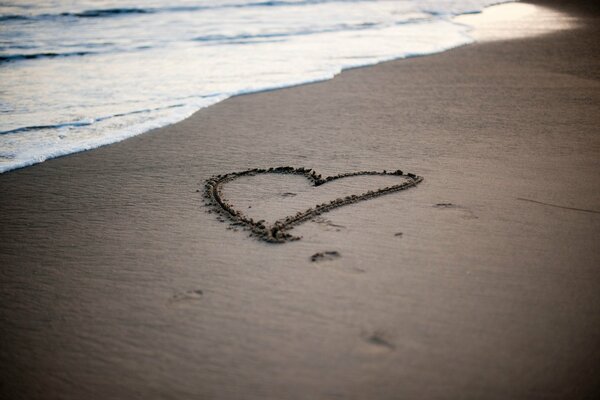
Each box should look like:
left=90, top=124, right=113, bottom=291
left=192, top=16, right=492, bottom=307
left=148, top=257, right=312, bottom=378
left=0, top=0, right=509, bottom=172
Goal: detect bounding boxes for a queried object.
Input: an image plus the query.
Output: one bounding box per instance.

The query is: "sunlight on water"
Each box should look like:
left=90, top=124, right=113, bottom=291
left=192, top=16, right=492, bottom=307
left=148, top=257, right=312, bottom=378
left=454, top=3, right=578, bottom=42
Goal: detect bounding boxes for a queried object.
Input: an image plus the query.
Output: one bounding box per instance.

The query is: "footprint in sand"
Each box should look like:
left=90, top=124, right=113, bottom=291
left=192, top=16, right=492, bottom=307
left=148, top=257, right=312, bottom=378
left=310, top=251, right=341, bottom=262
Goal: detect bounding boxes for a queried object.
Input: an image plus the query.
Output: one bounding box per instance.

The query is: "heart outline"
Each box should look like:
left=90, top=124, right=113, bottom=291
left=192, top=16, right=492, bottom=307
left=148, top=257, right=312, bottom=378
left=203, top=166, right=423, bottom=243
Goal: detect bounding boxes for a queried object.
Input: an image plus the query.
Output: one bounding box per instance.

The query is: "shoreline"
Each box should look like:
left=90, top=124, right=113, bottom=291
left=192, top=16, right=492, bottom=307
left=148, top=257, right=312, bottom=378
left=1, top=1, right=599, bottom=399
left=1, top=1, right=522, bottom=175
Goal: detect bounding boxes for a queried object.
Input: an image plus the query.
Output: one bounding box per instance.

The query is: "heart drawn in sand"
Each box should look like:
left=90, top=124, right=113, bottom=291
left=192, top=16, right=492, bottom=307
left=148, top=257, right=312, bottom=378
left=203, top=166, right=423, bottom=243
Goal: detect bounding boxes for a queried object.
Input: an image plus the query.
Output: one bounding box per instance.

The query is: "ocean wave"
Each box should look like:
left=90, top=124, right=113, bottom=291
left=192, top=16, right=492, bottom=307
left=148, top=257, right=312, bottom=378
left=62, top=8, right=152, bottom=18
left=0, top=104, right=186, bottom=136
left=193, top=22, right=380, bottom=43
left=0, top=0, right=511, bottom=173
left=0, top=44, right=157, bottom=64
left=0, top=8, right=154, bottom=22
left=0, top=51, right=95, bottom=63
left=0, top=121, right=94, bottom=136
left=1, top=20, right=408, bottom=63
left=0, top=0, right=354, bottom=22
left=0, top=14, right=29, bottom=21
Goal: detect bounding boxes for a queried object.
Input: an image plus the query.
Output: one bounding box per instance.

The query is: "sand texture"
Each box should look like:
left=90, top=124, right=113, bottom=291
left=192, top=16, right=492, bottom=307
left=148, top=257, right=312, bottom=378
left=1, top=1, right=599, bottom=399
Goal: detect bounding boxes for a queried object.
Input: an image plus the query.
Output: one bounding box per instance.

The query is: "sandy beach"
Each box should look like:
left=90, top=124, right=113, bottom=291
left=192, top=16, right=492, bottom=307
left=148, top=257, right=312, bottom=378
left=1, top=1, right=599, bottom=398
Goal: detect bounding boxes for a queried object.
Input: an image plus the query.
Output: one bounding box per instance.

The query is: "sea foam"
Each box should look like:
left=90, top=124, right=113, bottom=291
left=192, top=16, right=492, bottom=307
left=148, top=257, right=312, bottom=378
left=0, top=0, right=511, bottom=173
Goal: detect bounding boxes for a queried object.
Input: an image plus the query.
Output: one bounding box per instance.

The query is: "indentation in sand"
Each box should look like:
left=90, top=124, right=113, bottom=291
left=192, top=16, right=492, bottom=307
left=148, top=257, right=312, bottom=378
left=310, top=251, right=341, bottom=262
left=433, top=202, right=478, bottom=219
left=517, top=197, right=600, bottom=215
left=202, top=167, right=423, bottom=243
left=362, top=331, right=395, bottom=353
left=168, top=289, right=203, bottom=305
left=311, top=216, right=346, bottom=232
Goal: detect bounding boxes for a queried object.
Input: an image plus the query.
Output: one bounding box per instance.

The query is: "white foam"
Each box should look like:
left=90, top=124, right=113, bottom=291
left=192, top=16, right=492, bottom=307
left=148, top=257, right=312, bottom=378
left=0, top=0, right=519, bottom=173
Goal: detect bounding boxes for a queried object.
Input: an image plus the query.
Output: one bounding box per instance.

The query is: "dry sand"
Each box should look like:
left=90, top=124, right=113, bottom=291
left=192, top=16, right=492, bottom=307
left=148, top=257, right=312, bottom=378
left=1, top=1, right=599, bottom=399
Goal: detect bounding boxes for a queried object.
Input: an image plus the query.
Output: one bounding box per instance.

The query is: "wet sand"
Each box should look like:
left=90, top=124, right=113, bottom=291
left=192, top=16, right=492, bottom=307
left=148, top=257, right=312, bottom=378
left=1, top=1, right=599, bottom=399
